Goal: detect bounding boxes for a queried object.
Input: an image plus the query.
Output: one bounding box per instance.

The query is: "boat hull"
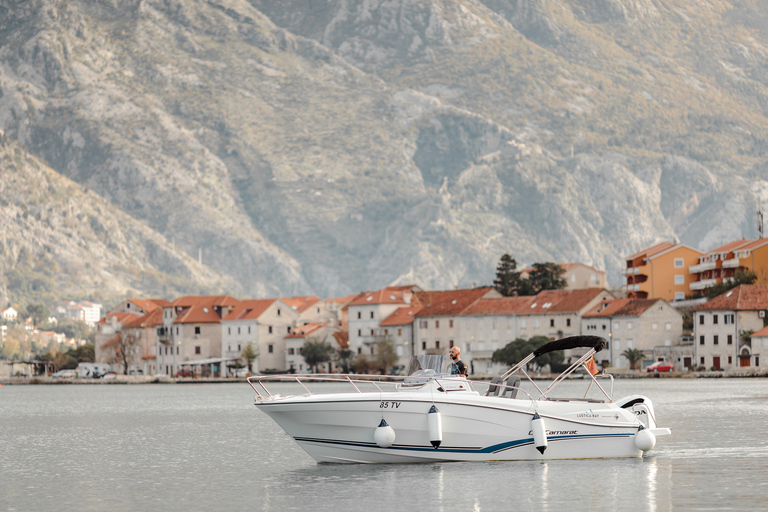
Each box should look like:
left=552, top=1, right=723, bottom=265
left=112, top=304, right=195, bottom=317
left=256, top=392, right=644, bottom=464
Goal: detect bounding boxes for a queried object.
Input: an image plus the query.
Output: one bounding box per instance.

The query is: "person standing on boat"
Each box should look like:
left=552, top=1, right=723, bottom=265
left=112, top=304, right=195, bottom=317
left=449, top=347, right=467, bottom=378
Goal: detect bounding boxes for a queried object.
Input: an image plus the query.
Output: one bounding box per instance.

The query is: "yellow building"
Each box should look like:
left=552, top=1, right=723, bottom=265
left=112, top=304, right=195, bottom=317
left=625, top=242, right=703, bottom=301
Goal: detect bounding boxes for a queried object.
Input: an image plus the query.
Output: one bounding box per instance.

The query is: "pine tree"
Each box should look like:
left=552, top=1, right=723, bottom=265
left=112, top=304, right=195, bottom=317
left=493, top=253, right=522, bottom=297
left=527, top=263, right=567, bottom=294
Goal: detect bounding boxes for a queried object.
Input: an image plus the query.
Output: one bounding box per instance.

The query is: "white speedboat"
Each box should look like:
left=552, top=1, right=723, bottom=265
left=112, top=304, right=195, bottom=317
left=248, top=336, right=670, bottom=464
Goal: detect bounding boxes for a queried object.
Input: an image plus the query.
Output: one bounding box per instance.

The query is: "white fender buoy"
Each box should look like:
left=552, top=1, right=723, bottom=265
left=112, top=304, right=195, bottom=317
left=634, top=426, right=656, bottom=452
left=373, top=419, right=396, bottom=448
left=531, top=412, right=548, bottom=454
left=428, top=405, right=442, bottom=449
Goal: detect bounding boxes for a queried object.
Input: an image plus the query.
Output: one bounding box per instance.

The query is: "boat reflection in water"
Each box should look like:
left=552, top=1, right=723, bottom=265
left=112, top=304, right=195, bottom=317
left=249, top=336, right=671, bottom=464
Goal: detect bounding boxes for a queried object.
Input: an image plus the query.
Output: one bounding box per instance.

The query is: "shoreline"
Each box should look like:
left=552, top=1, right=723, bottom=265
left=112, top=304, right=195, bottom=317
left=2, top=368, right=767, bottom=385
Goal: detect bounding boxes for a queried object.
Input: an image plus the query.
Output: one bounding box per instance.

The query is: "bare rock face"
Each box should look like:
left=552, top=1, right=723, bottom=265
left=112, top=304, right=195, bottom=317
left=0, top=138, right=238, bottom=299
left=250, top=0, right=507, bottom=69
left=1, top=0, right=768, bottom=305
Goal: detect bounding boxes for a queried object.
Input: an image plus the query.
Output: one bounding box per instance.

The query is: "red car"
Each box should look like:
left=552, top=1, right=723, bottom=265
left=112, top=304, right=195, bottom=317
left=646, top=361, right=674, bottom=372
left=176, top=369, right=195, bottom=378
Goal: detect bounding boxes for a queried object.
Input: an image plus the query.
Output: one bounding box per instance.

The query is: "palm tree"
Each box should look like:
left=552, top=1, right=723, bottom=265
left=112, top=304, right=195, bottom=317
left=241, top=344, right=258, bottom=374
left=622, top=348, right=645, bottom=370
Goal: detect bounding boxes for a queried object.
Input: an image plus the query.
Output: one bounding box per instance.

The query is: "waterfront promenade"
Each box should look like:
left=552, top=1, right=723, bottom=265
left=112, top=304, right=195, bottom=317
left=3, top=366, right=767, bottom=386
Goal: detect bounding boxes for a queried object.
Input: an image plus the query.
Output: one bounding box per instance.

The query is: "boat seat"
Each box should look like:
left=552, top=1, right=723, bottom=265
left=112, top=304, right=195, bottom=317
left=501, top=376, right=520, bottom=399
left=485, top=376, right=503, bottom=396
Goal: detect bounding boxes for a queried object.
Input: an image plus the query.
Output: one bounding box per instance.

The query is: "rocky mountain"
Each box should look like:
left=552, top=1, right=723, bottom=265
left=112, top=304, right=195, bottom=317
left=1, top=0, right=767, bottom=308
left=0, top=136, right=238, bottom=306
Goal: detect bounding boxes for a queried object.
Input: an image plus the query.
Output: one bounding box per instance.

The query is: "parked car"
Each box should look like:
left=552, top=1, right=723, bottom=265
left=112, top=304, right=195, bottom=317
left=51, top=369, right=77, bottom=378
left=176, top=369, right=195, bottom=378
left=235, top=367, right=250, bottom=378
left=646, top=361, right=674, bottom=372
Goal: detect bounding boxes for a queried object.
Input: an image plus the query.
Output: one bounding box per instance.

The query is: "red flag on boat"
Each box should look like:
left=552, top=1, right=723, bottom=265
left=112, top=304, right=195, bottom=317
left=585, top=357, right=599, bottom=375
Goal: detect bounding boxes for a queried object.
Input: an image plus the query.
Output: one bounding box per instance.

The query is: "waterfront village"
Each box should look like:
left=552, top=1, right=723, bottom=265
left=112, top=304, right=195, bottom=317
left=3, top=238, right=768, bottom=380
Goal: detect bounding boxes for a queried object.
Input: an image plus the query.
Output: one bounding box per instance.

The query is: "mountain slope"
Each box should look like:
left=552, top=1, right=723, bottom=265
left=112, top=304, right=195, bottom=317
left=1, top=0, right=767, bottom=307
left=0, top=136, right=237, bottom=305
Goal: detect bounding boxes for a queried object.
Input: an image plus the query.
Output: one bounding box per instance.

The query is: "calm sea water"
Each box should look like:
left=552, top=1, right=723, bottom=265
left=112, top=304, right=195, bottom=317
left=2, top=378, right=768, bottom=511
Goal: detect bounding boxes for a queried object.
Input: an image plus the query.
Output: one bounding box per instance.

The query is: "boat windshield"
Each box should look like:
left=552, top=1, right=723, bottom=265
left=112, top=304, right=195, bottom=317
left=406, top=355, right=454, bottom=377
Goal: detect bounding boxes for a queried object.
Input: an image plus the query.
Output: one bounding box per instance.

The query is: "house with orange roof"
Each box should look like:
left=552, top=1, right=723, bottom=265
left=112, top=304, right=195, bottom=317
left=280, top=296, right=327, bottom=323
left=750, top=325, right=768, bottom=369
left=326, top=293, right=360, bottom=330
left=516, top=289, right=614, bottom=344
left=521, top=263, right=607, bottom=291
left=693, top=285, right=768, bottom=370
left=284, top=322, right=341, bottom=373
left=458, top=296, right=534, bottom=374
left=221, top=298, right=298, bottom=374
left=154, top=295, right=240, bottom=377
left=346, top=285, right=421, bottom=359
left=733, top=238, right=768, bottom=284
left=413, top=287, right=502, bottom=373
left=688, top=239, right=754, bottom=293
left=94, top=312, right=147, bottom=366
left=583, top=298, right=684, bottom=369
left=121, top=307, right=166, bottom=375
left=379, top=304, right=424, bottom=368
left=624, top=241, right=702, bottom=302
left=94, top=298, right=170, bottom=373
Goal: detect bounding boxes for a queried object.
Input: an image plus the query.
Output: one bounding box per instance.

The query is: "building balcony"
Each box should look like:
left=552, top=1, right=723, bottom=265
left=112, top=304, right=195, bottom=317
left=689, top=261, right=716, bottom=273
left=361, top=335, right=393, bottom=345
left=627, top=284, right=640, bottom=292
left=689, top=278, right=716, bottom=291
left=722, top=258, right=740, bottom=269
left=156, top=327, right=172, bottom=345
left=621, top=267, right=640, bottom=276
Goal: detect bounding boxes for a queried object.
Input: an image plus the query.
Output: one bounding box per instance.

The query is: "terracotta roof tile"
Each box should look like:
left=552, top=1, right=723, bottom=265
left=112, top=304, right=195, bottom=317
left=584, top=298, right=658, bottom=318
left=414, top=288, right=496, bottom=317
left=329, top=294, right=359, bottom=307
left=383, top=285, right=420, bottom=292
left=174, top=305, right=223, bottom=324
left=584, top=298, right=632, bottom=318
left=171, top=295, right=240, bottom=307
left=348, top=289, right=408, bottom=307
left=694, top=285, right=768, bottom=311
left=285, top=322, right=326, bottom=338
left=523, top=289, right=569, bottom=314
left=124, top=308, right=164, bottom=328
left=626, top=242, right=675, bottom=261
left=380, top=305, right=424, bottom=326
left=101, top=312, right=142, bottom=325
left=222, top=299, right=276, bottom=321
left=702, top=239, right=755, bottom=257
left=333, top=331, right=349, bottom=349
left=462, top=296, right=535, bottom=316
left=169, top=295, right=240, bottom=324
left=550, top=288, right=609, bottom=313
left=128, top=298, right=165, bottom=313
left=281, top=296, right=322, bottom=313
left=752, top=325, right=768, bottom=337
left=519, top=289, right=609, bottom=315
left=734, top=237, right=768, bottom=252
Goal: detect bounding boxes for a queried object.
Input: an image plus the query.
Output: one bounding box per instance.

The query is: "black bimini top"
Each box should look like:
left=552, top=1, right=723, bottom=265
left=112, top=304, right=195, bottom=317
left=533, top=335, right=607, bottom=358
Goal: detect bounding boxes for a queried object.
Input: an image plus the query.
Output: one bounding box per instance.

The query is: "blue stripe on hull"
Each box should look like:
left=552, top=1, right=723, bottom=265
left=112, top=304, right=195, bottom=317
left=294, top=433, right=633, bottom=454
